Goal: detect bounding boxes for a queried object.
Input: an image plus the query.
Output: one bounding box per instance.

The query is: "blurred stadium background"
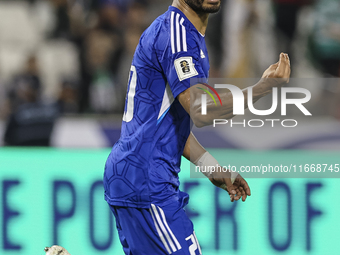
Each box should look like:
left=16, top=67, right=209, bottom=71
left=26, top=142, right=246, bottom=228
left=0, top=0, right=340, bottom=254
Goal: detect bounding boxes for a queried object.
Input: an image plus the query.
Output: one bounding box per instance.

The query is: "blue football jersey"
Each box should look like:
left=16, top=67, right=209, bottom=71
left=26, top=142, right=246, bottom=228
left=104, top=6, right=210, bottom=208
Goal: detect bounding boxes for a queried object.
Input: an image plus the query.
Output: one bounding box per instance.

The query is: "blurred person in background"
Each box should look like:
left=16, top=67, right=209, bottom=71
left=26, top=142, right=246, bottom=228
left=79, top=0, right=149, bottom=113
left=46, top=0, right=165, bottom=113
left=272, top=0, right=313, bottom=66
left=56, top=78, right=79, bottom=114
left=221, top=0, right=259, bottom=79
left=50, top=0, right=73, bottom=39
left=115, top=1, right=149, bottom=92
left=79, top=0, right=125, bottom=113
left=49, top=0, right=87, bottom=40
left=3, top=56, right=42, bottom=117
left=48, top=0, right=90, bottom=114
left=205, top=1, right=224, bottom=78
left=3, top=55, right=59, bottom=146
left=308, top=0, right=340, bottom=118
left=84, top=28, right=124, bottom=113
left=309, top=0, right=340, bottom=77
left=0, top=72, right=5, bottom=120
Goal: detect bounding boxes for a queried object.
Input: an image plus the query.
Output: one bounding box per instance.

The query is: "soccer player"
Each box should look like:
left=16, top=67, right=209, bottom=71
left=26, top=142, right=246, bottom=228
left=103, top=0, right=291, bottom=254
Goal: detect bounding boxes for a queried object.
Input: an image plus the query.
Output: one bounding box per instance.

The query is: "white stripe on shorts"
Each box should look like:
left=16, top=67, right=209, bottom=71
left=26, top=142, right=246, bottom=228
left=157, top=206, right=182, bottom=250
left=151, top=204, right=177, bottom=253
left=149, top=207, right=172, bottom=254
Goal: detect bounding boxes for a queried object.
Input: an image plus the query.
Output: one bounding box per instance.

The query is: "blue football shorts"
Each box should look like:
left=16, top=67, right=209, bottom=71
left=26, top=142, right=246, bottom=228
left=109, top=194, right=202, bottom=255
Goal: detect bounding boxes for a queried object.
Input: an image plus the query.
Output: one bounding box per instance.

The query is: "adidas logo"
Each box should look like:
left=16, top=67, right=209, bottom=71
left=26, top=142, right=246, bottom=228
left=200, top=49, right=205, bottom=59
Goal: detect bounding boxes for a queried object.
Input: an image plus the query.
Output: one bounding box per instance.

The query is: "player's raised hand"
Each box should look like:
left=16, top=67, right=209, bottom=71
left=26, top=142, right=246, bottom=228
left=209, top=171, right=251, bottom=202
left=261, top=53, right=291, bottom=90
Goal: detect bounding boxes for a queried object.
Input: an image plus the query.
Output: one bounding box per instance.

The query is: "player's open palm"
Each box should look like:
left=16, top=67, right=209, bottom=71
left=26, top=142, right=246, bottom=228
left=209, top=172, right=251, bottom=202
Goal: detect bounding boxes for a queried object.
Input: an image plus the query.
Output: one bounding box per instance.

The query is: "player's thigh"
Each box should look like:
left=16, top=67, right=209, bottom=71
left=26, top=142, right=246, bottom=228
left=149, top=202, right=202, bottom=255
left=109, top=206, right=131, bottom=255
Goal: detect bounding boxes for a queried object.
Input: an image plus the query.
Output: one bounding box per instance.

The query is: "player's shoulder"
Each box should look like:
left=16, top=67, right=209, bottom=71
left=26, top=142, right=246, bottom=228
left=141, top=6, right=201, bottom=57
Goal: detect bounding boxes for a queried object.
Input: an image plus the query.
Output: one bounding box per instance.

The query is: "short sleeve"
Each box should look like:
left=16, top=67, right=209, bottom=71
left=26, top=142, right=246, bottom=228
left=159, top=46, right=207, bottom=99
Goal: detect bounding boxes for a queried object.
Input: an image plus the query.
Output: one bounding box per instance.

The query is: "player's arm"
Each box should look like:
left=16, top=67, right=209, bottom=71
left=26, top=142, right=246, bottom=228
left=182, top=132, right=205, bottom=165
left=178, top=53, right=291, bottom=127
left=182, top=132, right=251, bottom=202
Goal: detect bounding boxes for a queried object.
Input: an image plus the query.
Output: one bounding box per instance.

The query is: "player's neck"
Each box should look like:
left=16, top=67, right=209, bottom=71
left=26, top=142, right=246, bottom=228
left=172, top=0, right=209, bottom=36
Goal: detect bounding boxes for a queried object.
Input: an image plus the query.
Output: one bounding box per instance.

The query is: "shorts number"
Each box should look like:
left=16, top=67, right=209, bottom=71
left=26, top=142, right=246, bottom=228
left=185, top=232, right=201, bottom=255
left=123, top=65, right=137, bottom=122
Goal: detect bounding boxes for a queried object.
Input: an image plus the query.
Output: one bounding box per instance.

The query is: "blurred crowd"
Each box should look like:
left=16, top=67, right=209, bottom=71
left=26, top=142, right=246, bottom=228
left=0, top=0, right=339, bottom=145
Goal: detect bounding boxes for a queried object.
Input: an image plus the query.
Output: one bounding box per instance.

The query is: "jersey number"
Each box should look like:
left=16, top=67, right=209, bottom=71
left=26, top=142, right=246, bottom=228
left=185, top=232, right=201, bottom=255
left=123, top=65, right=137, bottom=122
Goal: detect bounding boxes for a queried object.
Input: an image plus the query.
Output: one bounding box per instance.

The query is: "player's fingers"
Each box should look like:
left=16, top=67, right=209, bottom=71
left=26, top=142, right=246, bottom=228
left=242, top=190, right=247, bottom=202
left=238, top=187, right=244, bottom=199
left=242, top=193, right=247, bottom=202
left=225, top=178, right=236, bottom=195
left=265, top=64, right=278, bottom=78
left=284, top=54, right=291, bottom=83
left=234, top=188, right=242, bottom=201
left=239, top=186, right=247, bottom=202
left=276, top=53, right=287, bottom=78
left=267, top=62, right=279, bottom=74
left=220, top=182, right=237, bottom=202
left=272, top=61, right=279, bottom=69
left=262, top=61, right=279, bottom=78
left=241, top=178, right=251, bottom=196
left=276, top=53, right=286, bottom=75
left=269, top=62, right=279, bottom=71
